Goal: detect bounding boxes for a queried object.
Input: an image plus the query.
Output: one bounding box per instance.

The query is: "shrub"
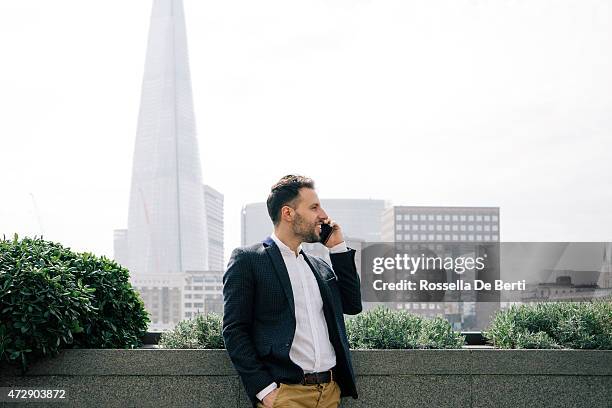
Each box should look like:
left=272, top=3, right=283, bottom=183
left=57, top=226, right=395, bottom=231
left=67, top=251, right=149, bottom=350
left=159, top=313, right=224, bottom=349
left=0, top=235, right=149, bottom=370
left=483, top=299, right=612, bottom=349
left=345, top=306, right=465, bottom=349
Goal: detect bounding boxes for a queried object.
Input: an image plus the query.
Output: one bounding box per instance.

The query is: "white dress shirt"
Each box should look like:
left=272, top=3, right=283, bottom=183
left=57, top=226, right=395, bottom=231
left=256, top=232, right=348, bottom=401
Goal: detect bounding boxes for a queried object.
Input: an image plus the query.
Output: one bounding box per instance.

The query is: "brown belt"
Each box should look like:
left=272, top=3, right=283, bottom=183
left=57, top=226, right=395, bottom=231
left=300, top=368, right=335, bottom=385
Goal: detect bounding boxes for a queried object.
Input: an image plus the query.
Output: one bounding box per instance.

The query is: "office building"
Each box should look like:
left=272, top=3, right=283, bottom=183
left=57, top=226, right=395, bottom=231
left=381, top=206, right=501, bottom=330
left=204, top=185, right=224, bottom=271
left=114, top=0, right=211, bottom=330
left=382, top=206, right=500, bottom=243
left=183, top=270, right=224, bottom=318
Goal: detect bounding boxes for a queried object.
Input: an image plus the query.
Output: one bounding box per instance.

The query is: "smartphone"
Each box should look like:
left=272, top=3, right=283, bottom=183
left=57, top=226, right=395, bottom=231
left=319, top=223, right=334, bottom=245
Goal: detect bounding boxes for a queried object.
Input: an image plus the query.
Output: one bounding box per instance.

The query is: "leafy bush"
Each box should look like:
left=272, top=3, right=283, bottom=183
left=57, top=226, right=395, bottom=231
left=346, top=306, right=465, bottom=349
left=483, top=299, right=612, bottom=349
left=160, top=308, right=465, bottom=350
left=67, top=250, right=149, bottom=350
left=159, top=313, right=224, bottom=349
left=0, top=235, right=149, bottom=369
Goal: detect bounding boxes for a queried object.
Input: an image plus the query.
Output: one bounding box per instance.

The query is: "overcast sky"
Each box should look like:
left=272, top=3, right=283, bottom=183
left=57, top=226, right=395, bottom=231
left=1, top=0, right=610, bottom=263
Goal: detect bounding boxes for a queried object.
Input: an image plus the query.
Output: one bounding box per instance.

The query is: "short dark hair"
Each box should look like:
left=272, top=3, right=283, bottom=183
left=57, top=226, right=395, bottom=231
left=267, top=175, right=315, bottom=225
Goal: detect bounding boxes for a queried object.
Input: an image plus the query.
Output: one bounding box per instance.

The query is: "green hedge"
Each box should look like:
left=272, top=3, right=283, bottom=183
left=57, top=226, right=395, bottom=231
left=155, top=301, right=612, bottom=351
left=346, top=306, right=465, bottom=349
left=0, top=235, right=149, bottom=370
left=159, top=308, right=465, bottom=350
left=483, top=299, right=612, bottom=349
left=159, top=313, right=224, bottom=349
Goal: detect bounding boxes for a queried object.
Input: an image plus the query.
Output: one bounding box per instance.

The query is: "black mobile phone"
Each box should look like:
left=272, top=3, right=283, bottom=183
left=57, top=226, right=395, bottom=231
left=319, top=223, right=333, bottom=245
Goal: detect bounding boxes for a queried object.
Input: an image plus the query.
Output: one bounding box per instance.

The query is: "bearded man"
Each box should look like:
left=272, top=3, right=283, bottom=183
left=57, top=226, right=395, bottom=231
left=223, top=175, right=362, bottom=408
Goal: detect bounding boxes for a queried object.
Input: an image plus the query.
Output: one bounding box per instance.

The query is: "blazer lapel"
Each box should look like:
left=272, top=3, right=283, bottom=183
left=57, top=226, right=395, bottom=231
left=263, top=237, right=295, bottom=315
left=301, top=251, right=343, bottom=345
left=300, top=251, right=335, bottom=313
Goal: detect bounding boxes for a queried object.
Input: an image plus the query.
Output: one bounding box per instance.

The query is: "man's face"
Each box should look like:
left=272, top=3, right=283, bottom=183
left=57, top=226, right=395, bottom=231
left=289, top=188, right=328, bottom=243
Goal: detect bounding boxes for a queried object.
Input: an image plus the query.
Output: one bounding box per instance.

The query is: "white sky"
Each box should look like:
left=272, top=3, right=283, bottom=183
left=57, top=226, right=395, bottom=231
left=1, top=0, right=610, bottom=264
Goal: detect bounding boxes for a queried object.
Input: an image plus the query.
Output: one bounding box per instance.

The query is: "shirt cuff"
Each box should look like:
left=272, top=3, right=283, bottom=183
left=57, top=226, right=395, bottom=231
left=256, top=382, right=278, bottom=401
left=329, top=241, right=348, bottom=254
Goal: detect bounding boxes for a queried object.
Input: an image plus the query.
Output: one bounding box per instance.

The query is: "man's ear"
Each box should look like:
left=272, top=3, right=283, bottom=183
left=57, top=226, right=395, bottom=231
left=280, top=206, right=294, bottom=223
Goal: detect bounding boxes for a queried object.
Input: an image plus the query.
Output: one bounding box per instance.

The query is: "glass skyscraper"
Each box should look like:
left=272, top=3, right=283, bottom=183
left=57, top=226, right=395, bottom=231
left=110, top=0, right=214, bottom=330
left=127, top=0, right=208, bottom=277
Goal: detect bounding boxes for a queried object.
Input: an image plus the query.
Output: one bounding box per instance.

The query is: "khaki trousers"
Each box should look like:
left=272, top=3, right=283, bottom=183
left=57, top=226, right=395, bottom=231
left=257, top=380, right=341, bottom=408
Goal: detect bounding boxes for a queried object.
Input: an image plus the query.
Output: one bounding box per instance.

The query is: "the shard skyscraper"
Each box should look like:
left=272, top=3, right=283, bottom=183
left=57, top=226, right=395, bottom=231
left=126, top=0, right=208, bottom=279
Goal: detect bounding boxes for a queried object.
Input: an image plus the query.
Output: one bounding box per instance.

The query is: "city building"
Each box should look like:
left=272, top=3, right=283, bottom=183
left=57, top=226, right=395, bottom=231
left=522, top=275, right=612, bottom=301
left=598, top=242, right=612, bottom=289
left=132, top=273, right=184, bottom=331
left=381, top=205, right=501, bottom=330
left=112, top=0, right=219, bottom=331
left=382, top=206, right=500, bottom=243
left=183, top=270, right=224, bottom=318
left=113, top=229, right=128, bottom=268
left=518, top=242, right=612, bottom=301
left=126, top=0, right=209, bottom=278
left=204, top=184, right=224, bottom=271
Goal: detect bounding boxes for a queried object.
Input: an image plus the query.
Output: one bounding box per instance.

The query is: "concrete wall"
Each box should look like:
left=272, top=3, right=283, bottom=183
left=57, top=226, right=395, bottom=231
left=1, top=348, right=611, bottom=407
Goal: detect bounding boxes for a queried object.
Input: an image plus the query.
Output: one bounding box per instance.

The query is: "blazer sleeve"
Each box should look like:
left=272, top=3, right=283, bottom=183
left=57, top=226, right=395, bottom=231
left=222, top=248, right=274, bottom=400
left=330, top=248, right=363, bottom=315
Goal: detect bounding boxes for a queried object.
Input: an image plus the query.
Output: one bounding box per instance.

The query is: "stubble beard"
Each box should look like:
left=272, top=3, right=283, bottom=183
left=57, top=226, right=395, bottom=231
left=292, top=212, right=319, bottom=243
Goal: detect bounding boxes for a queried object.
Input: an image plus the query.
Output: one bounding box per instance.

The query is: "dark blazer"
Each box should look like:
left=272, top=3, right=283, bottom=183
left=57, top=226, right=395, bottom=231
left=222, top=236, right=362, bottom=405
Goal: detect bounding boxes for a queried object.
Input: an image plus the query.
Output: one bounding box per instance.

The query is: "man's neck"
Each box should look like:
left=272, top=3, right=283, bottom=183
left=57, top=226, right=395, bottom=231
left=273, top=227, right=302, bottom=256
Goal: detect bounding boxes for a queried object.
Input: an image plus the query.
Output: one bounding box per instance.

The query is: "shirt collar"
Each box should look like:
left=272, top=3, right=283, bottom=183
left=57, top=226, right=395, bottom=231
left=271, top=231, right=303, bottom=257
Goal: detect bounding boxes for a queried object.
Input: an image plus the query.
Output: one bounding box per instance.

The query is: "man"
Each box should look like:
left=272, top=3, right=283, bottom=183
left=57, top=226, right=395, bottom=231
left=223, top=175, right=362, bottom=408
